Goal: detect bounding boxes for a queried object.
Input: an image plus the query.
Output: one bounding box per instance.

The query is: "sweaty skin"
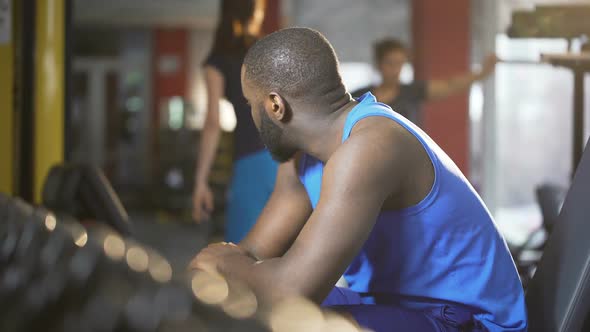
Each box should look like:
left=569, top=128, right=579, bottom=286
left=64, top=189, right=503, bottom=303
left=189, top=67, right=434, bottom=308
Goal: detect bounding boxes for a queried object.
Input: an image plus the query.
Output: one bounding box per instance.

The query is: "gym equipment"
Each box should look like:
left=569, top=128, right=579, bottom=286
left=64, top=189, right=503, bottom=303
left=0, top=192, right=268, bottom=332
left=535, top=184, right=566, bottom=234
left=508, top=5, right=590, bottom=39
left=512, top=184, right=567, bottom=286
left=526, top=138, right=590, bottom=331
left=508, top=5, right=590, bottom=175
left=42, top=163, right=133, bottom=236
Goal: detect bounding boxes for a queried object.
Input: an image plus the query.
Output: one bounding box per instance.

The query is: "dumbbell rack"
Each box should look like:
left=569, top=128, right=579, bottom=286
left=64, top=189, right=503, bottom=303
left=0, top=193, right=268, bottom=332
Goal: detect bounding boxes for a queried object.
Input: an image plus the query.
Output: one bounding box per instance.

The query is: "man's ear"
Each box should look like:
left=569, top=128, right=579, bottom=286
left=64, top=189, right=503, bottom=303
left=265, top=92, right=289, bottom=122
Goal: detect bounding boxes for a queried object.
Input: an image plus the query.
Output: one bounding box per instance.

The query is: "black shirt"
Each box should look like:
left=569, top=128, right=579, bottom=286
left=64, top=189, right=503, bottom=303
left=352, top=81, right=427, bottom=126
left=204, top=53, right=265, bottom=159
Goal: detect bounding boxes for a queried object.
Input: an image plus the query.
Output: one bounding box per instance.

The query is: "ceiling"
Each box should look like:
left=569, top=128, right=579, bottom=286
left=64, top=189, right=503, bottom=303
left=74, top=0, right=220, bottom=28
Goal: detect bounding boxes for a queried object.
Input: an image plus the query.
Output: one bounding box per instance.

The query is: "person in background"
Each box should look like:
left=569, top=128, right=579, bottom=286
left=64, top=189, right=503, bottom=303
left=352, top=38, right=498, bottom=126
left=193, top=0, right=278, bottom=243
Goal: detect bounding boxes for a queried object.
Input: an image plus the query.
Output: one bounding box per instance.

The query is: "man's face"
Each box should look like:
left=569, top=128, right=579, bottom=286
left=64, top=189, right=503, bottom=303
left=378, top=49, right=407, bottom=84
left=241, top=68, right=298, bottom=162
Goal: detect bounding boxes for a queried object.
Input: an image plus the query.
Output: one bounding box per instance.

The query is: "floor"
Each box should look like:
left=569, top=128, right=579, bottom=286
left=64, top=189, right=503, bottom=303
left=128, top=212, right=215, bottom=274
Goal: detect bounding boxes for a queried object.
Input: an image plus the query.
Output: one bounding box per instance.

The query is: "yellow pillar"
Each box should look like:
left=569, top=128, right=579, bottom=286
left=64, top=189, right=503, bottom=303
left=34, top=0, right=65, bottom=202
left=0, top=0, right=15, bottom=195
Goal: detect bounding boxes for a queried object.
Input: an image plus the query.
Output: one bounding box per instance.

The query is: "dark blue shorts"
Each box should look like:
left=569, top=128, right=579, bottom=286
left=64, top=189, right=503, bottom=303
left=322, top=287, right=483, bottom=332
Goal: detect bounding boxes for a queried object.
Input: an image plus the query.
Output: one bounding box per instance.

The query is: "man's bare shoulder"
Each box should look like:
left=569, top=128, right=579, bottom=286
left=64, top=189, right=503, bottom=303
left=335, top=116, right=421, bottom=166
left=323, top=118, right=416, bottom=193
left=325, top=116, right=433, bottom=205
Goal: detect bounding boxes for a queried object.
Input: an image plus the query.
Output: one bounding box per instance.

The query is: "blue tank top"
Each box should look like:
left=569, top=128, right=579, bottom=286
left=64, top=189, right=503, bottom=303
left=298, top=93, right=527, bottom=331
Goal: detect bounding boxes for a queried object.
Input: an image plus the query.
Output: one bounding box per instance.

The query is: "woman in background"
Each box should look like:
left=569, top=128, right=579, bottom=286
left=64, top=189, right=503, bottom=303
left=193, top=0, right=278, bottom=243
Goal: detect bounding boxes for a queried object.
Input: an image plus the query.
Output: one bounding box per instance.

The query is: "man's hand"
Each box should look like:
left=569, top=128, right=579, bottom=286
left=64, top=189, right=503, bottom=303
left=478, top=54, right=499, bottom=79
left=189, top=242, right=249, bottom=274
left=192, top=183, right=215, bottom=222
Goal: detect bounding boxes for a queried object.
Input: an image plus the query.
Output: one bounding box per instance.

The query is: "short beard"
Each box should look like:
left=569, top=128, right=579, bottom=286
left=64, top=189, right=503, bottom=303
left=259, top=109, right=297, bottom=163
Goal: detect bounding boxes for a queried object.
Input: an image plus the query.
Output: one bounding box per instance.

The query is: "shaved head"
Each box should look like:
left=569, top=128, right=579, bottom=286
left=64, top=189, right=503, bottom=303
left=241, top=27, right=352, bottom=162
left=242, top=27, right=346, bottom=102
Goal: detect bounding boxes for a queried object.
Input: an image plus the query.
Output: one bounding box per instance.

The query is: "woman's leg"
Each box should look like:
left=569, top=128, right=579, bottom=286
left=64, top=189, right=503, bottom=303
left=225, top=150, right=278, bottom=243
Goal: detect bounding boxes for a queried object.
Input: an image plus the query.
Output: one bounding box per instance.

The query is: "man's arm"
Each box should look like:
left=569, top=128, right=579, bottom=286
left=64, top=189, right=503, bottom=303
left=426, top=54, right=498, bottom=101
left=194, top=124, right=409, bottom=305
left=238, top=155, right=313, bottom=260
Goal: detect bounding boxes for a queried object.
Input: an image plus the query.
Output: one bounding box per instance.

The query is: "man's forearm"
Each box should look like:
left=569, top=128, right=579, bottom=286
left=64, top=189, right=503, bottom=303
left=217, top=254, right=291, bottom=307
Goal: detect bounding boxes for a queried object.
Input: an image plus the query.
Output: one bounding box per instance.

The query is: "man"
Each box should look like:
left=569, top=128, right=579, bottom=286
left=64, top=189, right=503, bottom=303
left=352, top=38, right=497, bottom=126
left=190, top=28, right=527, bottom=332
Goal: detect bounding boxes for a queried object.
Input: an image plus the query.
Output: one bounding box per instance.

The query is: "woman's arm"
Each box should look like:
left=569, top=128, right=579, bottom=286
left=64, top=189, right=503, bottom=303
left=192, top=66, right=225, bottom=222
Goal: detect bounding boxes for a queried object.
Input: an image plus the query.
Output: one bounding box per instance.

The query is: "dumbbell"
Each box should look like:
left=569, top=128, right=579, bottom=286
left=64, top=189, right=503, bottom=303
left=0, top=193, right=10, bottom=222
left=0, top=197, right=269, bottom=332
left=0, top=201, right=51, bottom=330
left=0, top=200, right=44, bottom=294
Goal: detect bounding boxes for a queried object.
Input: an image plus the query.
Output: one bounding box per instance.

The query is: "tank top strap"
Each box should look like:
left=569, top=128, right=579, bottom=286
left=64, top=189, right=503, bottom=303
left=342, top=93, right=403, bottom=142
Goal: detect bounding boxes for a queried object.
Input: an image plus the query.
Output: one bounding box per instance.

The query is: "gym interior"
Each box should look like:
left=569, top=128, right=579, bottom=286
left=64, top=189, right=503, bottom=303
left=1, top=0, right=590, bottom=331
